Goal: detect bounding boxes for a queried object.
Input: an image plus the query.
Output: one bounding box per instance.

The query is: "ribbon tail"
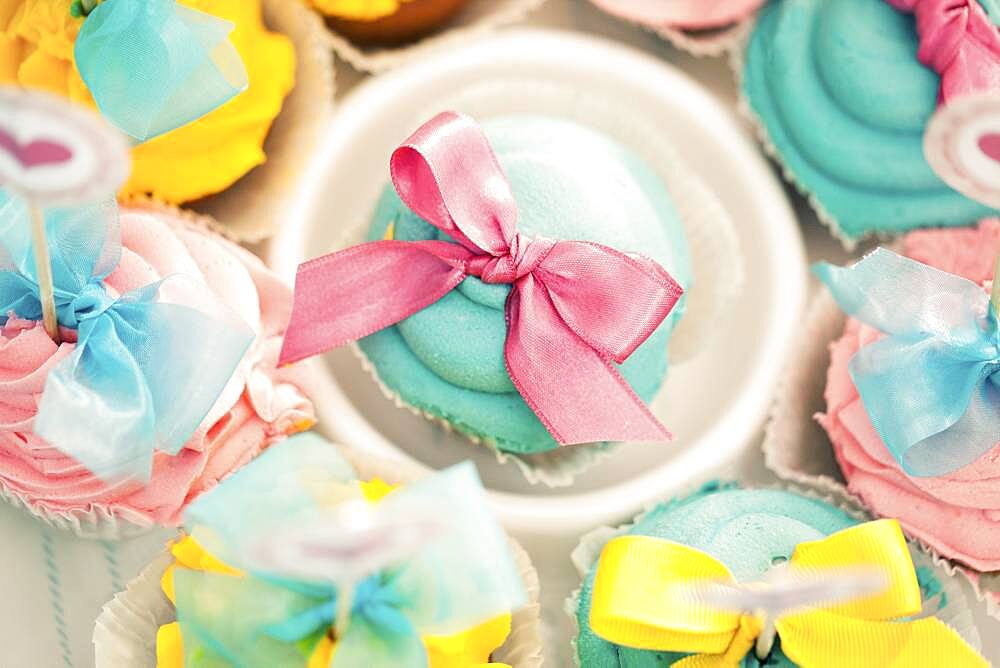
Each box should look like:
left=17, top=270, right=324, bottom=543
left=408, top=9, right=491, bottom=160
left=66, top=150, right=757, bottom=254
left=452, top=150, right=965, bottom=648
left=778, top=610, right=988, bottom=668
left=279, top=240, right=470, bottom=366
left=505, top=276, right=671, bottom=445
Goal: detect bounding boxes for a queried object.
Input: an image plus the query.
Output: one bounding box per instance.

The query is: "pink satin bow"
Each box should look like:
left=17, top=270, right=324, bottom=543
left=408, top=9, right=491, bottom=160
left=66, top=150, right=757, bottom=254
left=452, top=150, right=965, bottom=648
left=279, top=111, right=684, bottom=445
left=887, top=0, right=1000, bottom=104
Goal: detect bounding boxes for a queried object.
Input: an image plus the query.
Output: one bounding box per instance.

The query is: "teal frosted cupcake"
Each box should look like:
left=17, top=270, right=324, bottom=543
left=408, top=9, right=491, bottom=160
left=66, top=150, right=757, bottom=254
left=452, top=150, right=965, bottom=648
left=741, top=0, right=1000, bottom=244
left=355, top=115, right=692, bottom=457
left=570, top=483, right=985, bottom=667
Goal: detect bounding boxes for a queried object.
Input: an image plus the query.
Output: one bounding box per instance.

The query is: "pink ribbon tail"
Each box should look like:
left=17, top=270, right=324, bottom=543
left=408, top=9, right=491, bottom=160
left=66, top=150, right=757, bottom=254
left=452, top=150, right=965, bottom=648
left=278, top=240, right=471, bottom=366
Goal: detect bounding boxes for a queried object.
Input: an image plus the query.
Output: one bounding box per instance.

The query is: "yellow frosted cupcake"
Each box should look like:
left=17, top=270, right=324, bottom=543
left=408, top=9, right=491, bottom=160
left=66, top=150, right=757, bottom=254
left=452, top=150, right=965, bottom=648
left=310, top=0, right=467, bottom=45
left=0, top=0, right=295, bottom=205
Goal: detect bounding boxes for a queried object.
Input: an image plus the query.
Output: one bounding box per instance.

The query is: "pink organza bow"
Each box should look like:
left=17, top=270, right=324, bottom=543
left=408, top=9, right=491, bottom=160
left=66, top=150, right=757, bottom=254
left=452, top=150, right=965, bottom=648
left=279, top=111, right=684, bottom=445
left=887, top=0, right=1000, bottom=104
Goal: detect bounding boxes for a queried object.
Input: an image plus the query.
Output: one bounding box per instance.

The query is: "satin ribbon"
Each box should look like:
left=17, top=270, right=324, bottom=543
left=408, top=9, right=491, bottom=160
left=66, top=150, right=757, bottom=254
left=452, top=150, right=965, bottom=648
left=590, top=519, right=986, bottom=667
left=816, top=248, right=1000, bottom=477
left=74, top=0, right=248, bottom=143
left=173, top=434, right=526, bottom=667
left=279, top=111, right=683, bottom=445
left=886, top=0, right=1000, bottom=106
left=0, top=191, right=253, bottom=482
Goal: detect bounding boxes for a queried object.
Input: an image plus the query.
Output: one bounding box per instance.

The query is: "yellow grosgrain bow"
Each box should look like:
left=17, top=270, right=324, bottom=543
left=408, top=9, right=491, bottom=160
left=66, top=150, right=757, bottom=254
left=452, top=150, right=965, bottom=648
left=589, top=519, right=987, bottom=668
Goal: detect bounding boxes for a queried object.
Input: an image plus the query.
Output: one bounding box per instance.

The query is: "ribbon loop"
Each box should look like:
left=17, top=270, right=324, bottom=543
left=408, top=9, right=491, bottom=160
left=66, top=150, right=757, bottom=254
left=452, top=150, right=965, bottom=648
left=816, top=248, right=1000, bottom=476
left=0, top=191, right=253, bottom=482
left=74, top=0, right=248, bottom=143
left=280, top=111, right=684, bottom=447
left=588, top=519, right=987, bottom=667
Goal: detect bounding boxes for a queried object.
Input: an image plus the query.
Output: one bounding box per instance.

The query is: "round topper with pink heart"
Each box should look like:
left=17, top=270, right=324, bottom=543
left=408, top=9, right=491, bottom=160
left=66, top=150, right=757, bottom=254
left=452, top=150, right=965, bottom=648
left=926, top=93, right=1000, bottom=211
left=0, top=86, right=130, bottom=207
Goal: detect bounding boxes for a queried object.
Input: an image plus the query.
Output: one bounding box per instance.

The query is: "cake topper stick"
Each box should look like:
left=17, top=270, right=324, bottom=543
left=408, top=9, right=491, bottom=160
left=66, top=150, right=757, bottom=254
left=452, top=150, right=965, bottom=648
left=992, top=243, right=1000, bottom=315
left=0, top=87, right=130, bottom=343
left=29, top=205, right=59, bottom=342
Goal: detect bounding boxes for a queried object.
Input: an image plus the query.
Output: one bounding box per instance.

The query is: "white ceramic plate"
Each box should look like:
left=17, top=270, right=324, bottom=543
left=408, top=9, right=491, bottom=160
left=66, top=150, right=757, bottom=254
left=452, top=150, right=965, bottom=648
left=268, top=28, right=806, bottom=537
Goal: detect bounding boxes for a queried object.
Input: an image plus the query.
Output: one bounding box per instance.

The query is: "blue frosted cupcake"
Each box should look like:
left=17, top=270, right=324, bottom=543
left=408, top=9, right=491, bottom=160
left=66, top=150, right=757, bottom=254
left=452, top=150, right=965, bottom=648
left=741, top=0, right=1000, bottom=244
left=357, top=115, right=692, bottom=457
left=571, top=483, right=984, bottom=667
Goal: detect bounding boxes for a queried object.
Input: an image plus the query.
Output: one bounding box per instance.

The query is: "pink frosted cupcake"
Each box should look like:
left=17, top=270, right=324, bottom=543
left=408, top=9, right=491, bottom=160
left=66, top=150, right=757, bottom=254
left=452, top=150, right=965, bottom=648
left=0, top=202, right=316, bottom=538
left=819, top=220, right=1000, bottom=572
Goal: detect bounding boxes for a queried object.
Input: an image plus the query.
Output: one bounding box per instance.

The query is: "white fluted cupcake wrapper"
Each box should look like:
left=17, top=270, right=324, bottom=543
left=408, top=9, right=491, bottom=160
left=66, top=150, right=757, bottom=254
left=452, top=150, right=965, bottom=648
left=763, top=288, right=1000, bottom=621
left=563, top=481, right=982, bottom=667
left=317, top=0, right=547, bottom=73
left=93, top=447, right=544, bottom=667
left=194, top=0, right=336, bottom=243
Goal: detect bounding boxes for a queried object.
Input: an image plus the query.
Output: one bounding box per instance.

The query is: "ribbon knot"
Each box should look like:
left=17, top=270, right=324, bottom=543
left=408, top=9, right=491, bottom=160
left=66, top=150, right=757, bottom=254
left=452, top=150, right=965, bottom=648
left=589, top=519, right=987, bottom=667
left=465, top=233, right=556, bottom=284
left=280, top=111, right=684, bottom=446
left=886, top=0, right=1000, bottom=104
left=816, top=248, right=1000, bottom=477
left=0, top=193, right=253, bottom=482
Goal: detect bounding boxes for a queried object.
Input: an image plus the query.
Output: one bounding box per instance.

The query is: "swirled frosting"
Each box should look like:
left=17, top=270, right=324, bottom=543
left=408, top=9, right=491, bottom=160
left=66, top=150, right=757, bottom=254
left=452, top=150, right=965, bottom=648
left=0, top=0, right=295, bottom=204
left=742, top=0, right=998, bottom=241
left=820, top=219, right=1000, bottom=571
left=358, top=115, right=692, bottom=455
left=0, top=205, right=316, bottom=528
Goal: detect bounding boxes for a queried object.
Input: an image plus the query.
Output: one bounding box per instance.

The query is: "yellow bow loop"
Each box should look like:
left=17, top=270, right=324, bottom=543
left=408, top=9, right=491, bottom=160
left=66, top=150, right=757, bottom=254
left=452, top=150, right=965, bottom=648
left=588, top=520, right=987, bottom=667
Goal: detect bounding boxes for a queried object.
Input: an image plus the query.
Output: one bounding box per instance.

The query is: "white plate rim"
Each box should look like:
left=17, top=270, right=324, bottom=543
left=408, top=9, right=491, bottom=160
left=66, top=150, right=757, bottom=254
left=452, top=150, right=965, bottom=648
left=267, top=27, right=808, bottom=536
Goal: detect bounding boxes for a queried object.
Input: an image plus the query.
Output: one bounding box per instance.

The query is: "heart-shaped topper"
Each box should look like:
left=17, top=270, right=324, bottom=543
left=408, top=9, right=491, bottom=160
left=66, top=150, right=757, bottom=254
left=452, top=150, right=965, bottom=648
left=925, top=93, right=1000, bottom=210
left=0, top=86, right=130, bottom=206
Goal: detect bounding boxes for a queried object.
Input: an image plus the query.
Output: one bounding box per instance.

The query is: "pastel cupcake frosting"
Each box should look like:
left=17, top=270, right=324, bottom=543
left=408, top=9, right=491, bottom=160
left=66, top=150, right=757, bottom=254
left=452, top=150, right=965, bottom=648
left=742, top=0, right=999, bottom=242
left=358, top=115, right=692, bottom=455
left=573, top=484, right=976, bottom=666
left=820, top=220, right=1000, bottom=571
left=0, top=0, right=295, bottom=205
left=590, top=0, right=764, bottom=30
left=0, top=204, right=315, bottom=530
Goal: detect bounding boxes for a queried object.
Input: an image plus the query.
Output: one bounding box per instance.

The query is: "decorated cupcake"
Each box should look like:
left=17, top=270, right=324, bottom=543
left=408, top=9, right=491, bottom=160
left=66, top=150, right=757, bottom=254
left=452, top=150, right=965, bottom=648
left=94, top=434, right=543, bottom=667
left=280, top=111, right=692, bottom=475
left=741, top=0, right=1000, bottom=244
left=309, top=0, right=467, bottom=45
left=0, top=196, right=316, bottom=537
left=1, top=0, right=331, bottom=239
left=812, top=222, right=1000, bottom=574
left=571, top=483, right=986, bottom=666
left=589, top=0, right=764, bottom=55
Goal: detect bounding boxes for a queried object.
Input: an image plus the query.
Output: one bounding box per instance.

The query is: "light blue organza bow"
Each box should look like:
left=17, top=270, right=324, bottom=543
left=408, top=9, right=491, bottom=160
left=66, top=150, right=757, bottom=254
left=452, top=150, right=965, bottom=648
left=816, top=248, right=1000, bottom=477
left=74, top=0, right=248, bottom=143
left=173, top=434, right=527, bottom=668
left=0, top=191, right=253, bottom=482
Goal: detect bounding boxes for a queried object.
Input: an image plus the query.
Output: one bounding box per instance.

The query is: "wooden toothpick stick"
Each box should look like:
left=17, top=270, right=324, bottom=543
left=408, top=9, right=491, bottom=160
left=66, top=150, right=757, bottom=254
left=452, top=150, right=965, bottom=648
left=30, top=205, right=60, bottom=344
left=992, top=243, right=1000, bottom=317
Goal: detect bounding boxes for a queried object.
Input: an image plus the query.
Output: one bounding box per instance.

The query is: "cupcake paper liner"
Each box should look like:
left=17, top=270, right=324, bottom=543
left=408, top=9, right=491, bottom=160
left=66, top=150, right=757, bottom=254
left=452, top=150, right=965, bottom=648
left=93, top=447, right=545, bottom=667
left=191, top=0, right=336, bottom=243
left=324, top=77, right=743, bottom=487
left=586, top=0, right=756, bottom=58
left=564, top=482, right=983, bottom=667
left=0, top=201, right=315, bottom=541
left=763, top=288, right=1000, bottom=621
left=317, top=0, right=548, bottom=73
